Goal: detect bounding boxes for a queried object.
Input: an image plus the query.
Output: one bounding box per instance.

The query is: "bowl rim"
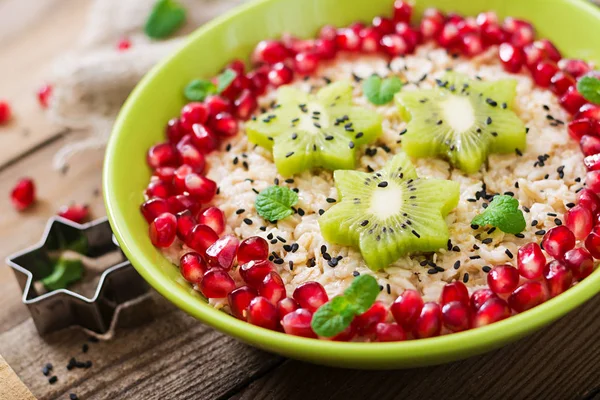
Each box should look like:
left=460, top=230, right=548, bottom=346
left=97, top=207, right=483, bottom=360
left=104, top=0, right=600, bottom=366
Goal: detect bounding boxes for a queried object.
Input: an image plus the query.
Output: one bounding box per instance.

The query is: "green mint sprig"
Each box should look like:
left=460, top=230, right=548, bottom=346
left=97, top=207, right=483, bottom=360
left=363, top=75, right=403, bottom=105
left=41, top=257, right=84, bottom=292
left=471, top=195, right=526, bottom=235
left=183, top=69, right=238, bottom=102
left=577, top=75, right=600, bottom=105
left=144, top=0, right=187, bottom=40
left=255, top=185, right=298, bottom=222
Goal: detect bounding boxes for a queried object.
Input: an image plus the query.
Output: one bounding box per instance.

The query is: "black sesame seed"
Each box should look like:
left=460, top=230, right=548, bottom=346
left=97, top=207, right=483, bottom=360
left=566, top=202, right=576, bottom=208
left=243, top=218, right=253, bottom=225
left=399, top=128, right=407, bottom=135
left=515, top=233, right=525, bottom=238
left=486, top=116, right=492, bottom=125
left=277, top=236, right=286, bottom=243
left=452, top=246, right=460, bottom=252
left=501, top=102, right=507, bottom=109
left=326, top=198, right=336, bottom=203
left=70, top=394, right=79, bottom=400
left=486, top=98, right=498, bottom=107
left=554, top=218, right=562, bottom=225
left=82, top=344, right=89, bottom=353
left=471, top=224, right=479, bottom=230
left=267, top=233, right=273, bottom=239
left=49, top=376, right=58, bottom=384
left=505, top=249, right=514, bottom=259
left=531, top=220, right=538, bottom=226
left=411, top=230, right=420, bottom=238
left=535, top=229, right=546, bottom=235
left=270, top=239, right=278, bottom=244
left=516, top=148, right=523, bottom=156
left=522, top=206, right=530, bottom=213
left=291, top=243, right=299, bottom=252
left=469, top=255, right=481, bottom=260
left=463, top=273, right=470, bottom=283
left=323, top=253, right=331, bottom=261
left=274, top=258, right=284, bottom=265
left=482, top=266, right=492, bottom=273
left=437, top=120, right=443, bottom=125
left=236, top=209, right=245, bottom=215
left=328, top=258, right=339, bottom=267
left=318, top=209, right=325, bottom=215
left=427, top=268, right=438, bottom=275
left=454, top=260, right=461, bottom=270
left=353, top=271, right=360, bottom=277
left=420, top=260, right=428, bottom=266
left=482, top=238, right=493, bottom=244
left=283, top=244, right=292, bottom=252
left=233, top=157, right=239, bottom=165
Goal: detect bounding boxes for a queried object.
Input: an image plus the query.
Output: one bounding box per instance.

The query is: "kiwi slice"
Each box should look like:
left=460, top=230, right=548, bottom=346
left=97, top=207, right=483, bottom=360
left=319, top=152, right=459, bottom=271
left=246, top=82, right=382, bottom=176
left=395, top=72, right=526, bottom=173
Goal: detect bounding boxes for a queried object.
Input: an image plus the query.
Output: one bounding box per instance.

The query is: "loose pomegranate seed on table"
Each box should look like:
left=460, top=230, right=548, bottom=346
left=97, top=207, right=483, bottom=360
left=543, top=260, right=573, bottom=298
left=508, top=281, right=547, bottom=313
left=10, top=178, right=35, bottom=211
left=58, top=204, right=89, bottom=223
left=375, top=322, right=406, bottom=342
left=228, top=285, right=257, bottom=320
left=199, top=269, right=236, bottom=298
left=541, top=226, right=576, bottom=259
left=149, top=213, right=177, bottom=248
left=487, top=265, right=520, bottom=294
left=37, top=84, right=53, bottom=108
left=412, top=302, right=442, bottom=339
left=517, top=242, right=546, bottom=279
left=0, top=100, right=12, bottom=124
left=180, top=252, right=208, bottom=284
left=239, top=259, right=274, bottom=289
left=205, top=234, right=240, bottom=270
left=281, top=309, right=317, bottom=338
left=391, top=289, right=423, bottom=330
left=293, top=281, right=329, bottom=313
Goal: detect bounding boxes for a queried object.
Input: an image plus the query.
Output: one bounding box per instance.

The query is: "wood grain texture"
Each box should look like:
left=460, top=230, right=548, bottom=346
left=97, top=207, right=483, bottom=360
left=0, top=355, right=36, bottom=400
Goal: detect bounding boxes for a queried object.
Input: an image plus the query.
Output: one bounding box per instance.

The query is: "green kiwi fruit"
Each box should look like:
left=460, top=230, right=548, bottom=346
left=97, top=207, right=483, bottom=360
left=319, top=151, right=460, bottom=271
left=395, top=72, right=526, bottom=173
left=246, top=82, right=382, bottom=176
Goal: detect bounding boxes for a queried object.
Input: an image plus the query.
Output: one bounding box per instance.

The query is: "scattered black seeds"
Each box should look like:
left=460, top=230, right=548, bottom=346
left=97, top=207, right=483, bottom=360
left=298, top=208, right=305, bottom=216
left=482, top=238, right=493, bottom=244
left=515, top=233, right=525, bottom=238
left=42, top=364, right=52, bottom=376
left=233, top=156, right=239, bottom=165
left=268, top=255, right=274, bottom=261
left=49, top=376, right=58, bottom=384
left=515, top=181, right=519, bottom=188
left=543, top=104, right=550, bottom=111
left=471, top=224, right=479, bottom=230
left=277, top=236, right=286, bottom=243
left=435, top=266, right=445, bottom=272
left=267, top=233, right=274, bottom=240
left=323, top=253, right=332, bottom=261
left=378, top=181, right=388, bottom=188
left=292, top=188, right=299, bottom=193
left=473, top=244, right=480, bottom=250
left=274, top=258, right=284, bottom=265
left=437, top=120, right=443, bottom=125
left=386, top=284, right=391, bottom=295
left=289, top=260, right=294, bottom=270
left=328, top=258, right=339, bottom=267
left=349, top=141, right=355, bottom=149
left=482, top=203, right=488, bottom=209
left=482, top=266, right=491, bottom=273
left=566, top=202, right=576, bottom=208
left=399, top=128, right=407, bottom=136
left=522, top=206, right=530, bottom=213
left=252, top=188, right=259, bottom=194
left=486, top=98, right=498, bottom=107
left=235, top=209, right=245, bottom=215
left=70, top=394, right=79, bottom=400
left=420, top=260, right=429, bottom=267
left=225, top=143, right=232, bottom=151
left=452, top=246, right=460, bottom=252
left=516, top=148, right=523, bottom=156
left=361, top=220, right=369, bottom=226
left=411, top=230, right=420, bottom=238
left=531, top=219, right=538, bottom=226
left=318, top=209, right=325, bottom=215
left=501, top=102, right=507, bottom=109
left=82, top=344, right=89, bottom=353
left=486, top=116, right=492, bottom=125
left=547, top=212, right=557, bottom=216
left=283, top=244, right=292, bottom=252
left=535, top=229, right=546, bottom=235
left=366, top=165, right=374, bottom=172
left=243, top=218, right=253, bottom=225
left=427, top=268, right=438, bottom=275
left=270, top=239, right=278, bottom=244
left=326, top=198, right=336, bottom=203
left=463, top=273, right=469, bottom=283
left=505, top=249, right=514, bottom=259
left=291, top=243, right=299, bottom=252
left=555, top=218, right=562, bottom=225
left=469, top=255, right=481, bottom=260
left=544, top=174, right=549, bottom=179
left=453, top=260, right=461, bottom=270
left=259, top=226, right=267, bottom=231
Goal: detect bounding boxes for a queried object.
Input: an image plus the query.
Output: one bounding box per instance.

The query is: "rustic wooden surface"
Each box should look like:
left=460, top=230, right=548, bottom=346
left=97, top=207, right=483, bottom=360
left=3, top=1, right=600, bottom=399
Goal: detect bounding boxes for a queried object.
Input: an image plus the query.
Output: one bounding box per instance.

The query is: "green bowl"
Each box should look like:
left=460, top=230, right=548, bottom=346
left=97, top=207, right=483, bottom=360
left=104, top=0, right=600, bottom=368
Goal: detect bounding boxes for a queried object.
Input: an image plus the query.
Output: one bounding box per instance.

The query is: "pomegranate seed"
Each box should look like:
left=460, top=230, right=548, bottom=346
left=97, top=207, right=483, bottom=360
left=393, top=0, right=413, bottom=23
left=145, top=179, right=173, bottom=199
left=395, top=22, right=421, bottom=51
left=544, top=260, right=573, bottom=298
left=565, top=205, right=593, bottom=240
left=476, top=11, right=498, bottom=28
left=205, top=95, right=232, bottom=117
left=117, top=37, right=131, bottom=51
left=420, top=16, right=444, bottom=39
left=0, top=101, right=11, bottom=124
left=550, top=71, right=576, bottom=96
left=423, top=7, right=445, bottom=23
left=560, top=87, right=588, bottom=115
left=585, top=154, right=600, bottom=172
left=37, top=84, right=53, bottom=108
left=147, top=142, right=177, bottom=169
left=314, top=38, right=337, bottom=60
left=508, top=281, right=547, bottom=312
left=277, top=297, right=299, bottom=318
left=165, top=118, right=184, bottom=144
left=390, top=289, right=424, bottom=330
left=359, top=27, right=382, bottom=53
left=196, top=206, right=225, bottom=235
left=247, top=296, right=280, bottom=330
left=559, top=58, right=591, bottom=78
left=517, top=242, right=546, bottom=279
left=172, top=164, right=194, bottom=193
left=498, top=43, right=524, bottom=73
left=460, top=33, right=484, bottom=57
left=205, top=234, right=239, bottom=270
left=184, top=224, right=218, bottom=253
left=178, top=144, right=205, bottom=173
left=470, top=288, right=498, bottom=312
left=537, top=39, right=561, bottom=61
left=532, top=61, right=560, bottom=88
left=352, top=301, right=388, bottom=336
left=564, top=248, right=595, bottom=280
left=585, top=229, right=600, bottom=258
left=576, top=103, right=600, bottom=121
left=442, top=301, right=470, bottom=332
left=472, top=297, right=511, bottom=327
left=319, top=25, right=337, bottom=41
left=58, top=204, right=89, bottom=223
left=487, top=265, right=520, bottom=294
left=375, top=322, right=406, bottom=342
left=523, top=43, right=547, bottom=70
left=380, top=34, right=408, bottom=56
left=541, top=226, right=576, bottom=259
left=336, top=28, right=361, bottom=51
left=247, top=70, right=270, bottom=96
left=579, top=188, right=600, bottom=215
left=456, top=17, right=478, bottom=36
left=252, top=40, right=289, bottom=65
left=228, top=285, right=257, bottom=320
left=149, top=213, right=177, bottom=248
left=180, top=252, right=208, bottom=284
left=568, top=118, right=600, bottom=141
left=480, top=23, right=506, bottom=46
left=440, top=281, right=469, bottom=306
left=281, top=34, right=314, bottom=55
left=259, top=271, right=286, bottom=304
left=141, top=198, right=170, bottom=223
left=281, top=309, right=317, bottom=338
left=191, top=124, right=219, bottom=153
left=293, top=52, right=320, bottom=74
left=446, top=13, right=464, bottom=25
left=436, top=22, right=460, bottom=49
left=504, top=18, right=534, bottom=47
left=233, top=89, right=258, bottom=121
left=227, top=59, right=245, bottom=75
left=166, top=194, right=200, bottom=215
left=348, top=21, right=366, bottom=35
left=237, top=236, right=269, bottom=264
left=180, top=102, right=209, bottom=130
left=266, top=63, right=293, bottom=87
left=199, top=269, right=235, bottom=298
left=239, top=259, right=274, bottom=289
left=372, top=16, right=395, bottom=35
left=184, top=173, right=217, bottom=202
left=293, top=281, right=328, bottom=312
left=412, top=302, right=442, bottom=338
left=330, top=324, right=357, bottom=342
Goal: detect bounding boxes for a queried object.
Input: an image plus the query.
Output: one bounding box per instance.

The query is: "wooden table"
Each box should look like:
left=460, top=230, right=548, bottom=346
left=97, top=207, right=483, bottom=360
left=2, top=1, right=600, bottom=399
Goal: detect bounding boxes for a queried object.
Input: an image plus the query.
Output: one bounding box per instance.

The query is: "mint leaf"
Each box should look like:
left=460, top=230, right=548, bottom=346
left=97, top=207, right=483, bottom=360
left=343, top=274, right=380, bottom=314
left=144, top=0, right=186, bottom=39
left=311, top=296, right=355, bottom=337
left=255, top=186, right=298, bottom=222
left=363, top=75, right=403, bottom=105
left=577, top=75, right=600, bottom=105
left=471, top=195, right=526, bottom=234
left=184, top=79, right=217, bottom=101
left=216, top=69, right=237, bottom=94
left=41, top=257, right=84, bottom=291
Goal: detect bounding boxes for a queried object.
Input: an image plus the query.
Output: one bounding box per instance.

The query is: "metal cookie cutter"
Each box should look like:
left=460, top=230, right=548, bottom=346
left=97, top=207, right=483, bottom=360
left=6, top=217, right=150, bottom=335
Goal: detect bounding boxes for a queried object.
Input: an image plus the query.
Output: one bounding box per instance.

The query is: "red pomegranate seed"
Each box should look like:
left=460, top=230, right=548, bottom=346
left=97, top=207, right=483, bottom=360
left=145, top=179, right=173, bottom=199
left=319, top=25, right=337, bottom=41
left=149, top=213, right=177, bottom=248
left=412, top=302, right=442, bottom=338
left=579, top=188, right=600, bottom=216
left=420, top=15, right=444, bottom=40
left=504, top=18, right=534, bottom=47
left=117, top=37, right=131, bottom=51
left=165, top=118, right=184, bottom=144
left=172, top=164, right=194, bottom=193
left=211, top=112, right=238, bottom=137
left=227, top=59, right=245, bottom=75
left=281, top=309, right=317, bottom=338
left=565, top=205, right=593, bottom=240
left=375, top=322, right=406, bottom=342
left=58, top=204, right=89, bottom=223
left=313, top=38, right=337, bottom=60
left=282, top=34, right=315, bottom=55
left=205, top=95, right=232, bottom=117
left=228, top=285, right=257, bottom=320
left=184, top=173, right=217, bottom=202
left=37, top=84, right=53, bottom=108
left=293, top=52, right=320, bottom=74
left=395, top=22, right=421, bottom=51
left=564, top=248, right=595, bottom=280
left=199, top=269, right=235, bottom=298
left=141, top=198, right=170, bottom=223
left=587, top=171, right=600, bottom=194
left=470, top=288, right=498, bottom=312
left=277, top=297, right=298, bottom=318
left=472, top=297, right=511, bottom=327
left=239, top=259, right=274, bottom=289
left=585, top=229, right=600, bottom=259
left=267, top=63, right=294, bottom=87
left=180, top=252, right=208, bottom=284
left=476, top=11, right=498, bottom=28
left=191, top=124, right=219, bottom=153
left=560, top=87, right=588, bottom=115
left=237, top=236, right=269, bottom=264
left=487, top=265, right=520, bottom=294
left=259, top=271, right=287, bottom=304
left=390, top=289, right=424, bottom=330
left=330, top=324, right=357, bottom=342
left=380, top=34, right=408, bottom=56
left=196, top=206, right=225, bottom=235
left=456, top=17, right=478, bottom=36
left=440, top=281, right=469, bottom=306
left=185, top=224, right=218, bottom=253
left=147, top=142, right=177, bottom=169
left=206, top=234, right=239, bottom=270
left=517, top=242, right=546, bottom=279
left=558, top=58, right=591, bottom=78
left=348, top=21, right=366, bottom=35
left=178, top=144, right=205, bottom=172
left=541, top=226, right=576, bottom=259
left=436, top=22, right=460, bottom=49
left=568, top=119, right=600, bottom=141
left=543, top=260, right=573, bottom=298
left=359, top=27, right=382, bottom=53
left=585, top=154, right=600, bottom=172
left=234, top=89, right=258, bottom=121
left=442, top=301, right=470, bottom=332
left=423, top=7, right=445, bottom=23
left=576, top=103, right=600, bottom=121
left=180, top=102, right=209, bottom=130
left=252, top=40, right=289, bottom=65
left=536, top=39, right=561, bottom=61
left=166, top=194, right=199, bottom=215
left=0, top=101, right=11, bottom=124
left=508, top=281, right=547, bottom=312
left=247, top=296, right=280, bottom=330
left=532, top=61, right=560, bottom=88
left=550, top=71, right=576, bottom=96
left=523, top=43, right=546, bottom=70
left=335, top=28, right=361, bottom=51
left=498, top=43, right=524, bottom=73
left=446, top=13, right=464, bottom=25
left=352, top=301, right=388, bottom=336
left=372, top=16, right=395, bottom=35
left=393, top=0, right=413, bottom=23
left=460, top=33, right=484, bottom=57
left=293, top=281, right=328, bottom=313
left=247, top=70, right=270, bottom=96
left=480, top=23, right=506, bottom=46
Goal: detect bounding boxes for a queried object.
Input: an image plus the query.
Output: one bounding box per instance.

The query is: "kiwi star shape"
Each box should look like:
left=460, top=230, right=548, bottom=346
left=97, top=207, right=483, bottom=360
left=395, top=72, right=526, bottom=174
left=319, top=152, right=459, bottom=271
left=246, top=82, right=382, bottom=176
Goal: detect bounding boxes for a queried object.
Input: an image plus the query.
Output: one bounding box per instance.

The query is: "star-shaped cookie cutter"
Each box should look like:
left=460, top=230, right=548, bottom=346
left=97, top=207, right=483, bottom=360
left=6, top=217, right=149, bottom=335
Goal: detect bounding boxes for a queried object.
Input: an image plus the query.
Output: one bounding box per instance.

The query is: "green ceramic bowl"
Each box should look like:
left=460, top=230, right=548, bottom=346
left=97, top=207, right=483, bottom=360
left=104, top=0, right=600, bottom=368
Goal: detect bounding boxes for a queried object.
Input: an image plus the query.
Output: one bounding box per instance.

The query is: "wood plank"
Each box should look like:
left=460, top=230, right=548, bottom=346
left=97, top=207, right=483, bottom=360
left=0, top=355, right=36, bottom=400
left=231, top=295, right=600, bottom=400
left=0, top=0, right=90, bottom=166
